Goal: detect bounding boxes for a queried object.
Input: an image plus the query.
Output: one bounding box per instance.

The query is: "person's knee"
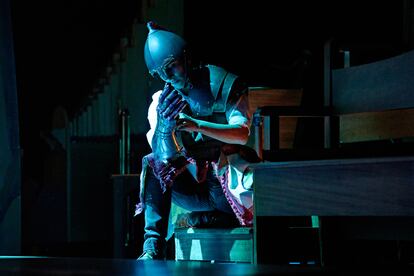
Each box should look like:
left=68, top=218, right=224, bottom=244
left=144, top=169, right=171, bottom=204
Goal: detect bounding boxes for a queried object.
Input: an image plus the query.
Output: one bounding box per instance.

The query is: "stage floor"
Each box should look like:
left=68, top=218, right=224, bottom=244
left=1, top=257, right=414, bottom=275
left=0, top=256, right=327, bottom=275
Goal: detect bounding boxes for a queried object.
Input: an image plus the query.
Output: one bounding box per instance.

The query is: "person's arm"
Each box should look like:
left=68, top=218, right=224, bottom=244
left=176, top=113, right=249, bottom=145
left=176, top=86, right=252, bottom=145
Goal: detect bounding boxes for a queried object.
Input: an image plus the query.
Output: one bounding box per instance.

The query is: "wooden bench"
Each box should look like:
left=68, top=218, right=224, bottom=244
left=251, top=48, right=414, bottom=265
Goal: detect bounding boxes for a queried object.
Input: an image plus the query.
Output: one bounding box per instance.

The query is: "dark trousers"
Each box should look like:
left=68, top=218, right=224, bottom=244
left=143, top=166, right=234, bottom=255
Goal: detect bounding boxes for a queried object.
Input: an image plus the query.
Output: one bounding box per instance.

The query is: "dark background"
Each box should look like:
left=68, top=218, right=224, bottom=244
left=11, top=0, right=407, bottom=183
left=185, top=1, right=405, bottom=76
left=9, top=0, right=410, bottom=255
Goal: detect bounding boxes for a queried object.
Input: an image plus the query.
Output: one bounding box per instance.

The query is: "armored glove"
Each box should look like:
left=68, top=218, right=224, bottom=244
left=157, top=83, right=187, bottom=121
left=151, top=83, right=189, bottom=191
left=152, top=83, right=186, bottom=160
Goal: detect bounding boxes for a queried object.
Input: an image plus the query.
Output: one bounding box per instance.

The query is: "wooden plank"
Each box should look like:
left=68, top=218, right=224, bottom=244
left=332, top=50, right=414, bottom=113
left=248, top=87, right=303, bottom=115
left=175, top=227, right=253, bottom=263
left=248, top=88, right=302, bottom=150
left=340, top=108, right=414, bottom=143
left=251, top=117, right=299, bottom=151
left=279, top=117, right=298, bottom=149
left=252, top=156, right=414, bottom=216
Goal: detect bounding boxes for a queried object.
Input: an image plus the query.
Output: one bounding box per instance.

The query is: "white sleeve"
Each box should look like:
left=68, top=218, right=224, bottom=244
left=225, top=93, right=252, bottom=131
left=146, top=90, right=162, bottom=148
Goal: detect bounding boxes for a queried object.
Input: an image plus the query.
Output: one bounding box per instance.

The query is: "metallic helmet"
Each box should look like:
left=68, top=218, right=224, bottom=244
left=144, top=21, right=186, bottom=78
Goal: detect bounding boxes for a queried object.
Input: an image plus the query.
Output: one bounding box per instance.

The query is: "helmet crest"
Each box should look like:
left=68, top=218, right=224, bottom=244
left=144, top=21, right=186, bottom=76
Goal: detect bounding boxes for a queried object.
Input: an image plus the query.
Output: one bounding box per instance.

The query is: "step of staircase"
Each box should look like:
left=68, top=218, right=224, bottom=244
left=174, top=227, right=253, bottom=263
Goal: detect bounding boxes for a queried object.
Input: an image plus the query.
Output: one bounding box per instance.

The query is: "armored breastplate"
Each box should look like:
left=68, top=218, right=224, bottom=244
left=180, top=65, right=238, bottom=161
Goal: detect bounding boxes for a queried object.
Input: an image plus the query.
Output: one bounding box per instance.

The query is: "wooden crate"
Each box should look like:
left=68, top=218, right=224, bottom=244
left=175, top=227, right=253, bottom=263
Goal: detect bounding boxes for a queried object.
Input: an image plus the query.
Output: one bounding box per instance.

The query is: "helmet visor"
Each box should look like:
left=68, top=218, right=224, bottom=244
left=153, top=57, right=188, bottom=90
left=158, top=57, right=184, bottom=79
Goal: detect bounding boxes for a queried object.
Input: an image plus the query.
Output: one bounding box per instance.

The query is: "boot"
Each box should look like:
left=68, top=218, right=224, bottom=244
left=137, top=250, right=164, bottom=261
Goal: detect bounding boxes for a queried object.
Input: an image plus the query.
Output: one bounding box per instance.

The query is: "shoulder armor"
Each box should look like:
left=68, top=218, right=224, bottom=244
left=207, top=65, right=238, bottom=112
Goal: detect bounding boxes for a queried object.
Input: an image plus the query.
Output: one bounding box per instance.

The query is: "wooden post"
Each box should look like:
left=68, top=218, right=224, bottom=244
left=323, top=40, right=332, bottom=150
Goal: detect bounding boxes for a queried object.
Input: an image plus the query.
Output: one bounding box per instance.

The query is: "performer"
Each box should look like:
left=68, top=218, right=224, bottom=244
left=136, top=22, right=258, bottom=260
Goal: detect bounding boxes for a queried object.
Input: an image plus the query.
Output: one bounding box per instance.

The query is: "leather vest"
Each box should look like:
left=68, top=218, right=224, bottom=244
left=180, top=65, right=240, bottom=161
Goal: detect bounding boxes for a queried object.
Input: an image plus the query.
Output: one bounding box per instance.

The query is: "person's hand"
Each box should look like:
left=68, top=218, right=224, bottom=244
left=157, top=83, right=187, bottom=121
left=176, top=113, right=199, bottom=132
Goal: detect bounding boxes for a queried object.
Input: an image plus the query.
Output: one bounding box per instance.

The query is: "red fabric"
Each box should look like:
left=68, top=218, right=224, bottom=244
left=211, top=162, right=253, bottom=226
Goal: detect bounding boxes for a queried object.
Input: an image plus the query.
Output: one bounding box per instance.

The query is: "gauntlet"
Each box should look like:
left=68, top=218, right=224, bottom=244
left=150, top=83, right=188, bottom=190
